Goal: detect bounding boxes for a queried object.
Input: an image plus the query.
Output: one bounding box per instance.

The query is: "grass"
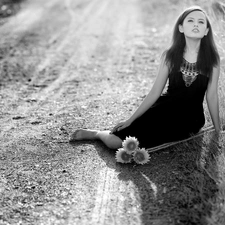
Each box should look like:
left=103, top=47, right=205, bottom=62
left=177, top=1, right=225, bottom=224
left=199, top=1, right=225, bottom=224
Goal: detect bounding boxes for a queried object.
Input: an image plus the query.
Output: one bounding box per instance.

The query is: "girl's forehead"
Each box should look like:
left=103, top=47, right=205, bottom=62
left=185, top=10, right=206, bottom=20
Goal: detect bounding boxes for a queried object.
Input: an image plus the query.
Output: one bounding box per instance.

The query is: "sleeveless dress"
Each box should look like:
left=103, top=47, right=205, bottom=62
left=112, top=59, right=209, bottom=148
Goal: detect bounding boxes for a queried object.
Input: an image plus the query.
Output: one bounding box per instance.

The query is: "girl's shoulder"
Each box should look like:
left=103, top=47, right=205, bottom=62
left=161, top=50, right=171, bottom=68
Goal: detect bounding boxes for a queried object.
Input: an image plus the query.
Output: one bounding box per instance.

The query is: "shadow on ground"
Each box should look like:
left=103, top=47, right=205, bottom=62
left=79, top=134, right=221, bottom=225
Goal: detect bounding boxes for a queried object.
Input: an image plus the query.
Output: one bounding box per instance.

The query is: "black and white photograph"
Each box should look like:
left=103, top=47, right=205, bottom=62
left=0, top=0, right=225, bottom=224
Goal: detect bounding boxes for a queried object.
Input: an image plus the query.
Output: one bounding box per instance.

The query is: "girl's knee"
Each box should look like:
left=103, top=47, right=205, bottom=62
left=106, top=136, right=122, bottom=149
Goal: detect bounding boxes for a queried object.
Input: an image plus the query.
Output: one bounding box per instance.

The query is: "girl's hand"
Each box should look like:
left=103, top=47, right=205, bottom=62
left=110, top=120, right=132, bottom=133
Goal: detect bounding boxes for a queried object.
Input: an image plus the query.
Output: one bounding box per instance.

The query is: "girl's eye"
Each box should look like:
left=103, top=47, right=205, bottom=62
left=199, top=21, right=204, bottom=24
left=188, top=20, right=193, bottom=22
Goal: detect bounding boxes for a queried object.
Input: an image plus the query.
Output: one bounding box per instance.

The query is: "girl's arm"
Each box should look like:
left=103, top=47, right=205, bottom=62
left=128, top=56, right=169, bottom=122
left=112, top=55, right=169, bottom=132
left=206, top=64, right=221, bottom=133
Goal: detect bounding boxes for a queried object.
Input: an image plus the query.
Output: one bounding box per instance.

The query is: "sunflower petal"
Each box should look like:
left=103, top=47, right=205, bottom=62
left=122, top=136, right=139, bottom=154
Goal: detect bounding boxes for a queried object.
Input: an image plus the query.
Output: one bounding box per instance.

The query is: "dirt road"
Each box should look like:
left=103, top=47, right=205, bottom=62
left=1, top=0, right=223, bottom=224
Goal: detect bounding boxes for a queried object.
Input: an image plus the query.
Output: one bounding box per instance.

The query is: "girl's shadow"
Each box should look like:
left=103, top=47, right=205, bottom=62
left=117, top=135, right=221, bottom=224
left=69, top=134, right=220, bottom=225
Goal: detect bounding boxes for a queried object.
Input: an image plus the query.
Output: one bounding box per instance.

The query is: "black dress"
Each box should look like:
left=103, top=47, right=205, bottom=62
left=112, top=59, right=209, bottom=148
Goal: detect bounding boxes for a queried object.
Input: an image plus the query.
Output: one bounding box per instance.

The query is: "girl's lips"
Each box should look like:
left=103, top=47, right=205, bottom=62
left=192, top=28, right=199, bottom=32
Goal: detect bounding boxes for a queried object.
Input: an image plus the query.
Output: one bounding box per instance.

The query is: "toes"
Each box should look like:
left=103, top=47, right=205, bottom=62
left=69, top=130, right=81, bottom=141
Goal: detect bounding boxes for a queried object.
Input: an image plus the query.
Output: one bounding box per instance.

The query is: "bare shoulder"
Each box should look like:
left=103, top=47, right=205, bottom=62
left=213, top=63, right=220, bottom=75
left=160, top=51, right=169, bottom=65
left=149, top=52, right=170, bottom=96
left=157, top=52, right=170, bottom=73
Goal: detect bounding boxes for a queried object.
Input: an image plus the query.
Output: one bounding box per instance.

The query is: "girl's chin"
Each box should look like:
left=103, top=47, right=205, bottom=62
left=185, top=34, right=204, bottom=39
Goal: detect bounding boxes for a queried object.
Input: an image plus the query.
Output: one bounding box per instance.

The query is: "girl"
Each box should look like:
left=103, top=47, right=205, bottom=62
left=70, top=6, right=221, bottom=150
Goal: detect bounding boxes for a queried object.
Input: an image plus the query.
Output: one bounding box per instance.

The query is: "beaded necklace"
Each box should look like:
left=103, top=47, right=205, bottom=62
left=180, top=58, right=199, bottom=87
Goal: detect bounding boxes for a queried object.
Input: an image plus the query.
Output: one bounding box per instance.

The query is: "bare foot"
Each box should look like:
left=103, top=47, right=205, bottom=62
left=70, top=129, right=98, bottom=141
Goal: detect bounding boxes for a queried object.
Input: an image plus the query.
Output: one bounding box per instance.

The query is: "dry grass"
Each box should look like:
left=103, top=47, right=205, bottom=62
left=198, top=1, right=225, bottom=224
left=178, top=1, right=225, bottom=224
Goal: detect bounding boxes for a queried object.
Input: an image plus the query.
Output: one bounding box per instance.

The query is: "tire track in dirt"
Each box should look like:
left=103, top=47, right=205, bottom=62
left=91, top=167, right=142, bottom=225
left=24, top=0, right=152, bottom=223
left=0, top=0, right=72, bottom=138
left=30, top=0, right=82, bottom=81
left=0, top=0, right=104, bottom=135
left=0, top=0, right=182, bottom=224
left=1, top=2, right=166, bottom=223
left=68, top=0, right=180, bottom=223
left=1, top=0, right=123, bottom=142
left=4, top=0, right=111, bottom=117
left=80, top=1, right=153, bottom=224
left=31, top=0, right=110, bottom=99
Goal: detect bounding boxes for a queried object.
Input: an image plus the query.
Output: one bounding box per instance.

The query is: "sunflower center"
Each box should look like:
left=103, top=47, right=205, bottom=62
left=136, top=152, right=145, bottom=161
left=121, top=152, right=132, bottom=161
left=127, top=142, right=136, bottom=151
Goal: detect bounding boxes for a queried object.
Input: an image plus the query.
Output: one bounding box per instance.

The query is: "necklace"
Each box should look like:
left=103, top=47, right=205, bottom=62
left=180, top=58, right=199, bottom=87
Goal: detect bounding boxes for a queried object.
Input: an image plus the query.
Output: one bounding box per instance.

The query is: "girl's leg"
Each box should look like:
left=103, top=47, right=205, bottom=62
left=70, top=129, right=122, bottom=150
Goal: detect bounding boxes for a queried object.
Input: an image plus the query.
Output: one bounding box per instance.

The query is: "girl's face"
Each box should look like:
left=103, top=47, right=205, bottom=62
left=179, top=11, right=209, bottom=39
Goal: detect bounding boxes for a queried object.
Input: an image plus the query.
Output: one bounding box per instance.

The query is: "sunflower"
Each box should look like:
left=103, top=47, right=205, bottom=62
left=115, top=148, right=133, bottom=163
left=133, top=148, right=150, bottom=165
left=122, top=136, right=139, bottom=154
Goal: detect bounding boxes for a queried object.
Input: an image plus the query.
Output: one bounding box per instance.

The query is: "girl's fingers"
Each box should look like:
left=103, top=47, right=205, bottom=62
left=118, top=124, right=126, bottom=131
left=111, top=122, right=127, bottom=133
left=111, top=125, right=120, bottom=133
left=116, top=125, right=122, bottom=131
left=112, top=124, right=122, bottom=133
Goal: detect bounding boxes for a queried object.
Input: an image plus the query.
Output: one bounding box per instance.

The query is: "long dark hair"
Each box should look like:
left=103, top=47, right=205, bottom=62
left=164, top=6, right=220, bottom=78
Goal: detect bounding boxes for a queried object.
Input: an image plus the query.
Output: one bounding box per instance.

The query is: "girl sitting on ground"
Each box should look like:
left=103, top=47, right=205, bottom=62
left=70, top=6, right=221, bottom=150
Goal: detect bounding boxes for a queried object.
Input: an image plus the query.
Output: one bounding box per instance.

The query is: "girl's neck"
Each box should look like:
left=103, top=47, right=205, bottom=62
left=184, top=38, right=201, bottom=63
